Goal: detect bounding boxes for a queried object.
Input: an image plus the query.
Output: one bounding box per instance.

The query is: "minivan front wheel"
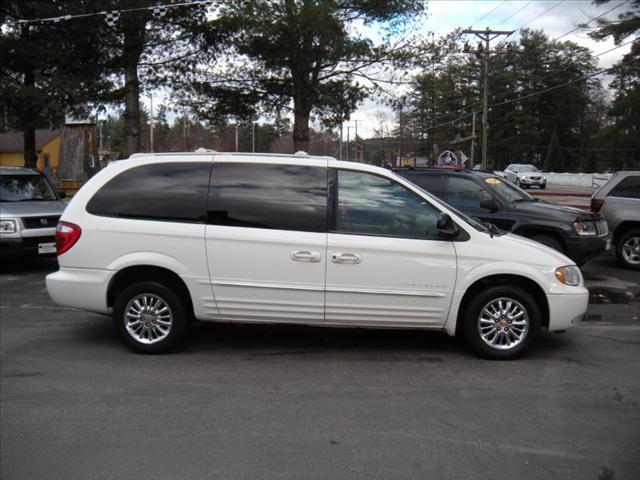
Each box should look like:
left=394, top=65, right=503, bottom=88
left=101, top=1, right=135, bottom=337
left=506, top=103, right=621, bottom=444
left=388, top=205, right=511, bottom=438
left=113, top=282, right=186, bottom=353
left=463, top=286, right=541, bottom=359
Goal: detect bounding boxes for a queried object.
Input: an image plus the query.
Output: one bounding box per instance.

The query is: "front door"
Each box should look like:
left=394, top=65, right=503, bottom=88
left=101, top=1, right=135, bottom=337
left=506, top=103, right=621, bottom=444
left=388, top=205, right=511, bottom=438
left=205, top=161, right=328, bottom=323
left=325, top=169, right=457, bottom=327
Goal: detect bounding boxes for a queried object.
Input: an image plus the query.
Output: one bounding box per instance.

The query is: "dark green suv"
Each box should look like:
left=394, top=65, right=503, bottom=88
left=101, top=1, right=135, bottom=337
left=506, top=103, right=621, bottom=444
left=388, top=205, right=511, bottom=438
left=395, top=168, right=609, bottom=266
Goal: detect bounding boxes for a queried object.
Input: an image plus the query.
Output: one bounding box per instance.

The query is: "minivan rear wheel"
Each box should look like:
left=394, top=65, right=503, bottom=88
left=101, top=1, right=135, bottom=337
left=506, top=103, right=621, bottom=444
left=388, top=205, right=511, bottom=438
left=463, top=286, right=541, bottom=359
left=113, top=282, right=186, bottom=353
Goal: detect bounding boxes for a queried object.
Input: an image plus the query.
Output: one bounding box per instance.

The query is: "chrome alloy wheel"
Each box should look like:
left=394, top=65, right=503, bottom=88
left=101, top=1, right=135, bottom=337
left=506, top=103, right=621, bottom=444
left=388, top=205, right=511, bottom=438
left=124, top=294, right=173, bottom=344
left=621, top=235, right=640, bottom=266
left=477, top=297, right=529, bottom=350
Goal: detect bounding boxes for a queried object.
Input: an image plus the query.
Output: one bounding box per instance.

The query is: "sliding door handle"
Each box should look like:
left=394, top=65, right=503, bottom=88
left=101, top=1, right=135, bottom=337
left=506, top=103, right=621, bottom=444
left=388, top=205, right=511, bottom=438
left=331, top=252, right=361, bottom=264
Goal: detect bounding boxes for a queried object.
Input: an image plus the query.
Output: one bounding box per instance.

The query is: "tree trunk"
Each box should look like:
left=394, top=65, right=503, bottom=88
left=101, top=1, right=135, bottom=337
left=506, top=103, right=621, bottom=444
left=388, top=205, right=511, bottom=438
left=23, top=65, right=37, bottom=168
left=122, top=12, right=148, bottom=157
left=123, top=64, right=141, bottom=157
left=23, top=127, right=37, bottom=169
left=293, top=105, right=311, bottom=153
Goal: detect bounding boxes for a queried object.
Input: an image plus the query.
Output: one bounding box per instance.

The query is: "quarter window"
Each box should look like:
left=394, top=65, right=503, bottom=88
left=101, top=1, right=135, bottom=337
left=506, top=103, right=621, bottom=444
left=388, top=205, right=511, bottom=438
left=608, top=176, right=640, bottom=199
left=335, top=170, right=440, bottom=239
left=207, top=163, right=327, bottom=232
left=86, top=162, right=211, bottom=222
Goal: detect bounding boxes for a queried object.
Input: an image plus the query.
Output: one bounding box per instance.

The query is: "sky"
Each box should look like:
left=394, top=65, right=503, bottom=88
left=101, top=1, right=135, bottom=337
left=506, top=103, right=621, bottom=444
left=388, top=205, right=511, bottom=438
left=347, top=0, right=634, bottom=138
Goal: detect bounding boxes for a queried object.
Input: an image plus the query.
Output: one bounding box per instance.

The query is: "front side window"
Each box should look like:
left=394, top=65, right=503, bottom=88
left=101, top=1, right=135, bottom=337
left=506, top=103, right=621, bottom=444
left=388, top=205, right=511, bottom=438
left=0, top=175, right=56, bottom=202
left=86, top=162, right=211, bottom=222
left=608, top=176, right=640, bottom=199
left=335, top=169, right=440, bottom=239
left=445, top=176, right=491, bottom=209
left=208, top=163, right=327, bottom=232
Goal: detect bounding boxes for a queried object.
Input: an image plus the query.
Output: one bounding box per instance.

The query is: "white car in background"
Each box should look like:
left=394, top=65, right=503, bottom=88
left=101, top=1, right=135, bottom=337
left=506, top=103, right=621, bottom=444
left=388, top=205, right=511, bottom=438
left=46, top=152, right=588, bottom=359
left=504, top=164, right=547, bottom=189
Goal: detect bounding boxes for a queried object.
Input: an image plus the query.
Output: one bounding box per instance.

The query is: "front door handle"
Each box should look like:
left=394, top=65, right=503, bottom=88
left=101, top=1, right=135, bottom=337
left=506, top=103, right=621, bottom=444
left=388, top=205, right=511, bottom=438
left=331, top=252, right=361, bottom=264
left=291, top=250, right=321, bottom=263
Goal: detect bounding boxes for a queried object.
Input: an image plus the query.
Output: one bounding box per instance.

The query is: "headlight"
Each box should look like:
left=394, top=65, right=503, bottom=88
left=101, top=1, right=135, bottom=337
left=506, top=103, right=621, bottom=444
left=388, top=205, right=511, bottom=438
left=0, top=219, right=17, bottom=234
left=555, top=266, right=582, bottom=286
left=573, top=221, right=597, bottom=236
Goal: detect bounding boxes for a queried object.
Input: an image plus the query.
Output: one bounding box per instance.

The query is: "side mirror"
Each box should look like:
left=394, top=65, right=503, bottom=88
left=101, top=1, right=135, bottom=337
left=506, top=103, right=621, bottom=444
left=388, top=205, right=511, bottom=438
left=480, top=197, right=498, bottom=211
left=436, top=213, right=459, bottom=239
left=57, top=189, right=66, bottom=199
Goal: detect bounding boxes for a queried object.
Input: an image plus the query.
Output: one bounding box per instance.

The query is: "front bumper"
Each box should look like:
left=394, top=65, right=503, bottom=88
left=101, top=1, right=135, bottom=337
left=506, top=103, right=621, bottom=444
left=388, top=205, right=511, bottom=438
left=0, top=235, right=56, bottom=258
left=520, top=178, right=546, bottom=187
left=565, top=234, right=610, bottom=265
left=547, top=291, right=589, bottom=331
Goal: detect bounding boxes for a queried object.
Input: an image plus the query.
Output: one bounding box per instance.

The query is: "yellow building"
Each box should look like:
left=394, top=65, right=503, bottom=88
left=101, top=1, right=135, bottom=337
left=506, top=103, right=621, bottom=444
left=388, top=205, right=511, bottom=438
left=0, top=129, right=61, bottom=175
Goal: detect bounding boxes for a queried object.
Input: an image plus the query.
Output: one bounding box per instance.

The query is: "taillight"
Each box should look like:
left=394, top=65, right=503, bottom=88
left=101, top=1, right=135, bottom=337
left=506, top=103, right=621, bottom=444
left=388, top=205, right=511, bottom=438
left=55, top=221, right=82, bottom=255
left=591, top=198, right=604, bottom=212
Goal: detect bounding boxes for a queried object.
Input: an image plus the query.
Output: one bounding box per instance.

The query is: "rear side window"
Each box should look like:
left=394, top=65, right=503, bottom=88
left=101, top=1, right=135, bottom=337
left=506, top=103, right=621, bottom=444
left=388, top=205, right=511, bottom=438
left=608, top=176, right=640, bottom=199
left=207, top=163, right=327, bottom=232
left=399, top=172, right=445, bottom=198
left=86, top=162, right=211, bottom=222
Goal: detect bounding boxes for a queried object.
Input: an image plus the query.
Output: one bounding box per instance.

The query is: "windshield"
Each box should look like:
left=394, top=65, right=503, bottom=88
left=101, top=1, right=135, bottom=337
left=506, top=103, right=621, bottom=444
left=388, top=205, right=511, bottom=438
left=0, top=175, right=57, bottom=202
left=485, top=176, right=536, bottom=203
left=516, top=165, right=539, bottom=172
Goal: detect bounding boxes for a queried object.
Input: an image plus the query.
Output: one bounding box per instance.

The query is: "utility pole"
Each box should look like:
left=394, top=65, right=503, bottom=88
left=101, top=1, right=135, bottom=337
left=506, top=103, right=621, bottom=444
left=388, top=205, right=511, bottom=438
left=353, top=119, right=360, bottom=162
left=346, top=126, right=350, bottom=161
left=149, top=93, right=154, bottom=153
left=471, top=112, right=476, bottom=164
left=462, top=28, right=513, bottom=170
left=234, top=123, right=239, bottom=152
left=398, top=98, right=405, bottom=167
left=252, top=121, right=256, bottom=152
left=339, top=123, right=343, bottom=160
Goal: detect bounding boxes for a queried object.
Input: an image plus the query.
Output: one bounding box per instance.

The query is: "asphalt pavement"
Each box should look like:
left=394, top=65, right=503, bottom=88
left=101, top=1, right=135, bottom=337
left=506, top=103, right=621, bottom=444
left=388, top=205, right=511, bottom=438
left=1, top=254, right=639, bottom=480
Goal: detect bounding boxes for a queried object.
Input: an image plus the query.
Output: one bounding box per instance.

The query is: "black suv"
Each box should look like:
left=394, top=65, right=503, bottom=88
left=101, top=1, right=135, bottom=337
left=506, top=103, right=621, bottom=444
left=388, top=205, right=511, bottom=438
left=395, top=168, right=609, bottom=266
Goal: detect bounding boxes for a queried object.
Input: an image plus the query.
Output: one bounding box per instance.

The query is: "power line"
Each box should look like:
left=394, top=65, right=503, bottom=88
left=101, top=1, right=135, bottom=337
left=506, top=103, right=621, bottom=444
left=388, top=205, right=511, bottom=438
left=410, top=38, right=634, bottom=130
left=470, top=0, right=509, bottom=28
left=496, top=1, right=535, bottom=27
left=554, top=0, right=630, bottom=41
left=506, top=0, right=565, bottom=38
left=423, top=57, right=637, bottom=132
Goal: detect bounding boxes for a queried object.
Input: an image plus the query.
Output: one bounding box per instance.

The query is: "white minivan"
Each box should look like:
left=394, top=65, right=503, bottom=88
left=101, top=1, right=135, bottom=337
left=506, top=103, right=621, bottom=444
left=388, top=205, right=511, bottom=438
left=46, top=152, right=588, bottom=358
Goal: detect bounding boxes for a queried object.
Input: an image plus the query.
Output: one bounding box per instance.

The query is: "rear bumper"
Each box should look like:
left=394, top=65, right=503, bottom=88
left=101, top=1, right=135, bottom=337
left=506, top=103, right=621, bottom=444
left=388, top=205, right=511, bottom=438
left=565, top=235, right=610, bottom=265
left=46, top=268, right=112, bottom=314
left=547, top=291, right=589, bottom=331
left=0, top=235, right=56, bottom=258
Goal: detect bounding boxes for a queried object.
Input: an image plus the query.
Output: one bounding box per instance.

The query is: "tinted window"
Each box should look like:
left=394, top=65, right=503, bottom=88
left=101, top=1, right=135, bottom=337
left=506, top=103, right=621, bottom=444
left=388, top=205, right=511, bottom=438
left=208, top=163, right=327, bottom=232
left=446, top=176, right=491, bottom=209
left=399, top=172, right=445, bottom=198
left=335, top=170, right=440, bottom=239
left=86, top=162, right=210, bottom=222
left=608, top=176, right=640, bottom=199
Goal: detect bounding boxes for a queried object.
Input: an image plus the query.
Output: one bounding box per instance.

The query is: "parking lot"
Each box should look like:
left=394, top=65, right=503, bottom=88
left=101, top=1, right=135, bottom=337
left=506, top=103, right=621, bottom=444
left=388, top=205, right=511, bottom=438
left=1, top=254, right=639, bottom=480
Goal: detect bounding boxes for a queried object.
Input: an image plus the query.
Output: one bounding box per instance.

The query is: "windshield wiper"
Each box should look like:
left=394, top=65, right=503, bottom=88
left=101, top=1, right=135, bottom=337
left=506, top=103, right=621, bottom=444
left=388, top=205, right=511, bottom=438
left=473, top=218, right=502, bottom=238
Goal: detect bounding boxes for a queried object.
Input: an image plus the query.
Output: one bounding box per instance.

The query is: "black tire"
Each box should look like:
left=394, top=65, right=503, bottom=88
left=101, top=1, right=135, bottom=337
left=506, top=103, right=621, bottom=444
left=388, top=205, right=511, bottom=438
left=540, top=184, right=546, bottom=190
left=462, top=285, right=541, bottom=359
left=616, top=228, right=640, bottom=271
left=113, top=281, right=186, bottom=353
left=530, top=234, right=565, bottom=255
left=515, top=179, right=521, bottom=187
